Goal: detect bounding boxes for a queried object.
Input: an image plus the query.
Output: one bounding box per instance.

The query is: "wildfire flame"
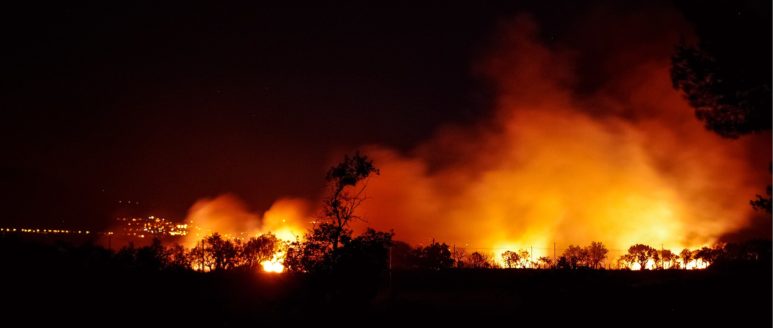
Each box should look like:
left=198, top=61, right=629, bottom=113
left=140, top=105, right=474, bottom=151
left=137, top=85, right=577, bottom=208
left=261, top=256, right=285, bottom=273
left=348, top=15, right=770, bottom=257
left=180, top=13, right=769, bottom=272
left=182, top=195, right=309, bottom=272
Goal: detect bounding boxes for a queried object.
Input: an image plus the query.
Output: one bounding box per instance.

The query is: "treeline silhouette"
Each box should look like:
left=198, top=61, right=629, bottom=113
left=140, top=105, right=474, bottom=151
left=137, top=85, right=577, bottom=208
left=5, top=231, right=768, bottom=274
left=1, top=233, right=771, bottom=327
left=2, top=153, right=770, bottom=327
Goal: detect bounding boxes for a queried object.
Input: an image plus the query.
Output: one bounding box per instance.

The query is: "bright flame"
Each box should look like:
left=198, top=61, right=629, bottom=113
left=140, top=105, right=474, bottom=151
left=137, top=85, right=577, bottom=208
left=182, top=196, right=310, bottom=273
left=682, top=259, right=710, bottom=270
left=179, top=13, right=769, bottom=268
left=261, top=257, right=285, bottom=273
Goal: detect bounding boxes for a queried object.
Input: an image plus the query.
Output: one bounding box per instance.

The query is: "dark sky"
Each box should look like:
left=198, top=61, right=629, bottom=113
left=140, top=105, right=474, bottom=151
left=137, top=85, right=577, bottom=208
left=3, top=1, right=762, bottom=230
left=3, top=3, right=525, bottom=228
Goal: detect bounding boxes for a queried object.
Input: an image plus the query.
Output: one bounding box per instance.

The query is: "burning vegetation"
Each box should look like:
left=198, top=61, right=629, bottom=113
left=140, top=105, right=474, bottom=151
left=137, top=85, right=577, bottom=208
left=159, top=14, right=770, bottom=275
left=83, top=8, right=771, bottom=276
left=93, top=149, right=767, bottom=274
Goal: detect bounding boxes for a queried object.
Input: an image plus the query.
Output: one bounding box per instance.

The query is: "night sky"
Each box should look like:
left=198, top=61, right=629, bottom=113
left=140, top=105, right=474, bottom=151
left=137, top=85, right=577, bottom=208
left=3, top=3, right=511, bottom=228
left=2, top=1, right=765, bottom=230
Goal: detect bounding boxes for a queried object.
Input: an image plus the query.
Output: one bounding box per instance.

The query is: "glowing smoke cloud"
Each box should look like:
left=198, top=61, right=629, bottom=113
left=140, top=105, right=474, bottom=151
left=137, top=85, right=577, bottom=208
left=182, top=194, right=309, bottom=248
left=182, top=13, right=769, bottom=263
left=350, top=15, right=769, bottom=259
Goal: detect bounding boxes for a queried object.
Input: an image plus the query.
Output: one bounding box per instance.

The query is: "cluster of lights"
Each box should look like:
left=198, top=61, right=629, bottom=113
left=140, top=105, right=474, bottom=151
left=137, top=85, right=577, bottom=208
left=0, top=228, right=90, bottom=234
left=116, top=216, right=188, bottom=237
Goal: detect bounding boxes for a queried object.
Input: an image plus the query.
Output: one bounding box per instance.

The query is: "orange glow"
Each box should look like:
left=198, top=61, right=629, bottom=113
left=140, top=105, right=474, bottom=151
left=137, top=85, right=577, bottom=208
left=261, top=255, right=286, bottom=273
left=177, top=16, right=768, bottom=271
left=182, top=195, right=309, bottom=249
left=345, top=16, right=769, bottom=257
left=182, top=195, right=310, bottom=273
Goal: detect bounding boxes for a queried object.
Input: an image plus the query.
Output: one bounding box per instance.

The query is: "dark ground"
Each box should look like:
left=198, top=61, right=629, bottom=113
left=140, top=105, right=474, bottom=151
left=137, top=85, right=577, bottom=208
left=1, top=236, right=770, bottom=327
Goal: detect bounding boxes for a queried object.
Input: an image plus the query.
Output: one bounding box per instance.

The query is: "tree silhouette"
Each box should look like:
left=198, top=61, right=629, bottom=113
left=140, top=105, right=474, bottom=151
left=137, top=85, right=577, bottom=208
left=321, top=152, right=379, bottom=258
left=167, top=244, right=190, bottom=270
left=671, top=0, right=771, bottom=138
left=618, top=255, right=633, bottom=270
left=626, top=244, right=658, bottom=270
left=452, top=246, right=467, bottom=268
left=694, top=246, right=721, bottom=266
left=659, top=249, right=678, bottom=269
left=242, top=234, right=279, bottom=269
left=556, top=256, right=570, bottom=270
left=190, top=242, right=209, bottom=271
left=679, top=249, right=694, bottom=269
left=115, top=242, right=137, bottom=269
left=282, top=241, right=307, bottom=272
left=518, top=249, right=531, bottom=268
left=562, top=245, right=588, bottom=269
left=284, top=230, right=330, bottom=272
left=337, top=228, right=393, bottom=274
left=284, top=152, right=383, bottom=273
left=750, top=165, right=772, bottom=215
left=205, top=233, right=238, bottom=271
left=468, top=251, right=491, bottom=269
left=413, top=241, right=454, bottom=270
left=750, top=186, right=772, bottom=214
left=190, top=240, right=215, bottom=271
left=537, top=256, right=552, bottom=269
left=585, top=242, right=608, bottom=269
left=136, top=238, right=168, bottom=270
left=671, top=2, right=773, bottom=219
left=502, top=250, right=520, bottom=269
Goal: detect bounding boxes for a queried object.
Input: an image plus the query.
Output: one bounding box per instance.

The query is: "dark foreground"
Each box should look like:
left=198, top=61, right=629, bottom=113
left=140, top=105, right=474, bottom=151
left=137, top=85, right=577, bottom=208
left=3, top=265, right=770, bottom=327
left=1, top=237, right=770, bottom=327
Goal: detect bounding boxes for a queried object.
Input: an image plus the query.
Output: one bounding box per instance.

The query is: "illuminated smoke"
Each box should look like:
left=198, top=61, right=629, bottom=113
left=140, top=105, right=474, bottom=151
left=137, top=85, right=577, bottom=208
left=181, top=194, right=309, bottom=248
left=348, top=15, right=770, bottom=259
left=181, top=13, right=769, bottom=264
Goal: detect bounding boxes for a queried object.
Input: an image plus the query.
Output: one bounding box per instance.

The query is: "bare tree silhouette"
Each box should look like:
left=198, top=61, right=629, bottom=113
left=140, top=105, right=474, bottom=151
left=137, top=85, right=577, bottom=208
left=321, top=152, right=379, bottom=259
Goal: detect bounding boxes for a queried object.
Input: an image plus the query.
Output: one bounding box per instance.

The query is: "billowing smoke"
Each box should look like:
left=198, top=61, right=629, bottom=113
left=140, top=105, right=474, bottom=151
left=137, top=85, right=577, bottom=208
left=181, top=194, right=310, bottom=248
left=347, top=14, right=770, bottom=257
left=183, top=12, right=769, bottom=259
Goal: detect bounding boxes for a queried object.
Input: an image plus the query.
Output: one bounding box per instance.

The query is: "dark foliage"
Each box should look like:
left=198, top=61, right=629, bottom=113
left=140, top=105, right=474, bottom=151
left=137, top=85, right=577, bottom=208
left=1, top=234, right=770, bottom=327
left=750, top=185, right=772, bottom=214
left=671, top=0, right=771, bottom=138
left=412, top=241, right=455, bottom=270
